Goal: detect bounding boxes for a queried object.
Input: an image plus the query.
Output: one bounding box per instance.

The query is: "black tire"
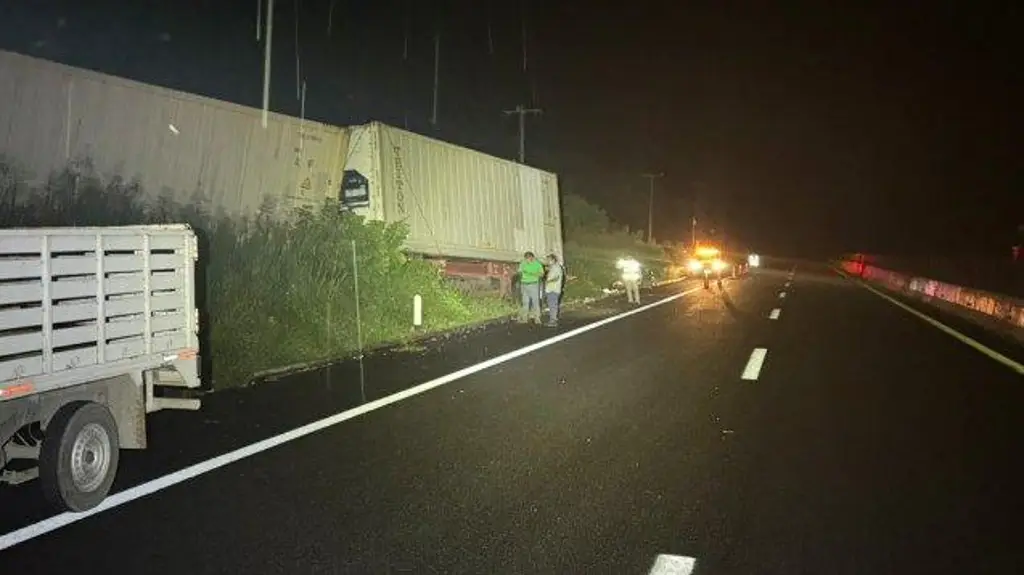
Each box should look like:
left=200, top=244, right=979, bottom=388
left=39, top=401, right=120, bottom=512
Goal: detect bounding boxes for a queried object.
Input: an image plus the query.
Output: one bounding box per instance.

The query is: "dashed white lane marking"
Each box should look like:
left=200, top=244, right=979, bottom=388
left=741, top=348, right=769, bottom=381
left=778, top=291, right=787, bottom=299
left=784, top=281, right=791, bottom=288
left=0, top=287, right=702, bottom=552
left=649, top=554, right=697, bottom=574
left=835, top=269, right=1024, bottom=376
left=769, top=308, right=781, bottom=320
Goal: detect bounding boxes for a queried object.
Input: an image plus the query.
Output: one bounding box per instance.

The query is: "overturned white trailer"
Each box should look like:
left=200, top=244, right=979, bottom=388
left=0, top=49, right=563, bottom=293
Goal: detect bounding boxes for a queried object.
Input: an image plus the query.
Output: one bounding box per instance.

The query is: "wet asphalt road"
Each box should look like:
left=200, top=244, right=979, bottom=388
left=1, top=266, right=1023, bottom=574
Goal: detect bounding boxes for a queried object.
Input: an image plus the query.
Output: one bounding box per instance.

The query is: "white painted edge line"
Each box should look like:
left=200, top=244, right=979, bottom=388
left=769, top=308, right=781, bottom=320
left=778, top=291, right=787, bottom=298
left=649, top=554, right=697, bottom=575
left=0, top=287, right=702, bottom=552
left=741, top=348, right=769, bottom=380
left=834, top=269, right=1024, bottom=376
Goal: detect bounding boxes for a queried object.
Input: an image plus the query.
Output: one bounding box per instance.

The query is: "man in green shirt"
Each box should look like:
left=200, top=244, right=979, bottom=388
left=518, top=251, right=544, bottom=324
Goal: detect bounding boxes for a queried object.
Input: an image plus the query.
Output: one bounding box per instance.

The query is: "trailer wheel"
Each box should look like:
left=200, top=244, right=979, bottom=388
left=39, top=401, right=120, bottom=512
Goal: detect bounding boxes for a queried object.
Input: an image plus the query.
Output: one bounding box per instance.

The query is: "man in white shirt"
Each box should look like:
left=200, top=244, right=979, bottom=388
left=543, top=254, right=565, bottom=327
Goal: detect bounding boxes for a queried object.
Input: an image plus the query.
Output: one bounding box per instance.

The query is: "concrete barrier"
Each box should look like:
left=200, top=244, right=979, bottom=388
left=838, top=260, right=1024, bottom=343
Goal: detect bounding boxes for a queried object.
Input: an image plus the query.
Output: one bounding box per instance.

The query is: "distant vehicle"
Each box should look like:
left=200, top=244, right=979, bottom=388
left=1, top=225, right=202, bottom=512
left=688, top=245, right=728, bottom=289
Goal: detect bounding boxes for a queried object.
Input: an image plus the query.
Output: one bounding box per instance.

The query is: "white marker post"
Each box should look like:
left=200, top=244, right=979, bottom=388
left=351, top=240, right=365, bottom=403
left=413, top=294, right=423, bottom=328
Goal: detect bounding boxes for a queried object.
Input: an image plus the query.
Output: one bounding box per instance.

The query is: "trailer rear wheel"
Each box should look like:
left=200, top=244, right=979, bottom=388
left=39, top=401, right=120, bottom=512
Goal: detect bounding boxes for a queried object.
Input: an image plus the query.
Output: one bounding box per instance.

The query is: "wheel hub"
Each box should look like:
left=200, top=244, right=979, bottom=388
left=70, top=423, right=111, bottom=493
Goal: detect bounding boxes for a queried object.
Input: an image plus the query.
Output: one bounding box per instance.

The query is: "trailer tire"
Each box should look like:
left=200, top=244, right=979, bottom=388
left=39, top=401, right=120, bottom=512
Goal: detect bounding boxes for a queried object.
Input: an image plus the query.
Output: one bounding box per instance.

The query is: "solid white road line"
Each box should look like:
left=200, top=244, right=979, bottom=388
left=0, top=286, right=702, bottom=552
left=835, top=269, right=1024, bottom=375
left=741, top=348, right=769, bottom=381
left=769, top=308, right=781, bottom=320
left=649, top=554, right=697, bottom=575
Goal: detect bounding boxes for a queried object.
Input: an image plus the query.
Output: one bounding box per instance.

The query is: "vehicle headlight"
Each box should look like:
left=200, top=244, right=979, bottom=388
left=687, top=259, right=703, bottom=272
left=711, top=259, right=727, bottom=272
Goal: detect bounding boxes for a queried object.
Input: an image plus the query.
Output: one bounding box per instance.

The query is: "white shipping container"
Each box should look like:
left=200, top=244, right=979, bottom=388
left=0, top=50, right=563, bottom=265
left=0, top=50, right=347, bottom=216
left=343, top=122, right=562, bottom=264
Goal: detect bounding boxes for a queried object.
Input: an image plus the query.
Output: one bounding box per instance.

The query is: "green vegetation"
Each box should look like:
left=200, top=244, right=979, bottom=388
left=0, top=158, right=681, bottom=388
left=561, top=193, right=673, bottom=299
left=0, top=159, right=513, bottom=389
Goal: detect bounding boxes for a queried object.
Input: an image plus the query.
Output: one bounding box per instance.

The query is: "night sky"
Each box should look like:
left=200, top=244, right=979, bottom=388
left=1, top=0, right=1020, bottom=257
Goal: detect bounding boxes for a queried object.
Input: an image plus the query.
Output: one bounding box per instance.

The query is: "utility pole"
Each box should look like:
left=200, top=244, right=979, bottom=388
left=430, top=32, right=440, bottom=126
left=503, top=104, right=542, bottom=163
left=641, top=172, right=664, bottom=244
left=261, top=0, right=274, bottom=128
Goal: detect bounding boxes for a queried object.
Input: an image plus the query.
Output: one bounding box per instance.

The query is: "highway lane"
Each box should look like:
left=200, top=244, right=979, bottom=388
left=0, top=278, right=702, bottom=533
left=0, top=272, right=775, bottom=572
left=3, top=266, right=1024, bottom=573
left=696, top=270, right=1024, bottom=573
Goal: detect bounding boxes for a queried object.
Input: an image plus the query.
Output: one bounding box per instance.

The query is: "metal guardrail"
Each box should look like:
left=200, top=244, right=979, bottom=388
left=841, top=254, right=1023, bottom=298
left=838, top=260, right=1024, bottom=334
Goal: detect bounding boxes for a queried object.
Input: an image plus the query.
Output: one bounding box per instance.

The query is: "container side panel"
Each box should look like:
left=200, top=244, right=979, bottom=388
left=0, top=50, right=345, bottom=220
left=371, top=124, right=559, bottom=263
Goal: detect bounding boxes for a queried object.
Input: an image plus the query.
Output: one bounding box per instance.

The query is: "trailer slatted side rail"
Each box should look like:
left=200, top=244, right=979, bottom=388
left=0, top=226, right=199, bottom=393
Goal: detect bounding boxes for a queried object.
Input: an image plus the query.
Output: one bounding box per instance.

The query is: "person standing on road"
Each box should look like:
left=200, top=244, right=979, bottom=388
left=543, top=253, right=565, bottom=327
left=518, top=251, right=544, bottom=324
left=617, top=257, right=642, bottom=305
